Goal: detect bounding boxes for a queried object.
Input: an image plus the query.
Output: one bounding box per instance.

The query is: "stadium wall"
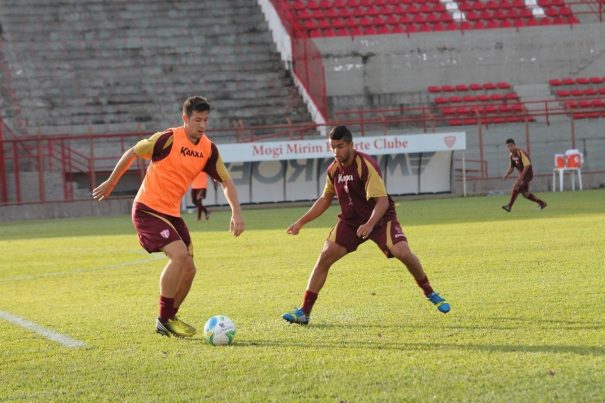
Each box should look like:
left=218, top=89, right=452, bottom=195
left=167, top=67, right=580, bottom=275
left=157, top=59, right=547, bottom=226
left=314, top=25, right=605, bottom=110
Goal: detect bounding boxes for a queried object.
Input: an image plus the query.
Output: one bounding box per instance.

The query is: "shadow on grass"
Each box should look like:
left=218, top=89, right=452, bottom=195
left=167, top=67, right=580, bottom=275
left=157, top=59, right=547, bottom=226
left=310, top=320, right=605, bottom=331
left=235, top=339, right=605, bottom=356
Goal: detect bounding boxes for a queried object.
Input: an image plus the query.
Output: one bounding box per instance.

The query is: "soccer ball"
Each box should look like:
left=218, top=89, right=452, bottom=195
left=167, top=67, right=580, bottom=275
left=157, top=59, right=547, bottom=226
left=203, top=315, right=236, bottom=346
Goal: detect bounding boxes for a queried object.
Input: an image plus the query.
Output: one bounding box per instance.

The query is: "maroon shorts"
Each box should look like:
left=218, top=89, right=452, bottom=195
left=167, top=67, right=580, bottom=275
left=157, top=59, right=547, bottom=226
left=327, top=218, right=408, bottom=258
left=514, top=172, right=533, bottom=193
left=131, top=202, right=192, bottom=255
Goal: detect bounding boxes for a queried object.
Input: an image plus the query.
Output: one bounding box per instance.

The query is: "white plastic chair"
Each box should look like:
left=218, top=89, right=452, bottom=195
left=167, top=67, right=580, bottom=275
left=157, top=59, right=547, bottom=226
left=552, top=150, right=583, bottom=191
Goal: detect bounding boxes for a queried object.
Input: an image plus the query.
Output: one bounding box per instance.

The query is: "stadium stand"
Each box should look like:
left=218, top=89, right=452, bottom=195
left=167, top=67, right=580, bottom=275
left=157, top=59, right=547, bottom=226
left=283, top=0, right=580, bottom=37
left=428, top=82, right=533, bottom=126
left=0, top=0, right=311, bottom=135
left=549, top=76, right=605, bottom=119
left=1, top=0, right=605, bottom=218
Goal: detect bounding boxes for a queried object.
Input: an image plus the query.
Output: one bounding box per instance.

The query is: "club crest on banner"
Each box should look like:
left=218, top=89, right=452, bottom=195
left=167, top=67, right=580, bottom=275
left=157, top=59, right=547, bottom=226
left=444, top=136, right=456, bottom=148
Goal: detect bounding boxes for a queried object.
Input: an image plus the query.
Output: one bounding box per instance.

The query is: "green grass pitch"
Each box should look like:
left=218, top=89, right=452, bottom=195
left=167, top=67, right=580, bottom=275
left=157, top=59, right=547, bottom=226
left=1, top=190, right=604, bottom=401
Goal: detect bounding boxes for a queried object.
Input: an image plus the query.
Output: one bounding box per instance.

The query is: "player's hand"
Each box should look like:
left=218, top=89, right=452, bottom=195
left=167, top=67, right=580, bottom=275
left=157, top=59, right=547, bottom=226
left=502, top=174, right=508, bottom=180
left=230, top=213, right=245, bottom=237
left=356, top=223, right=374, bottom=239
left=92, top=180, right=115, bottom=201
left=286, top=222, right=303, bottom=235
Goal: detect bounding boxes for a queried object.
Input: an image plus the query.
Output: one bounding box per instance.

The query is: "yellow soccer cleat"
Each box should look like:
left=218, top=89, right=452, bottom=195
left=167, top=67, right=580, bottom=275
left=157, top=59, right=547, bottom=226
left=156, top=316, right=197, bottom=337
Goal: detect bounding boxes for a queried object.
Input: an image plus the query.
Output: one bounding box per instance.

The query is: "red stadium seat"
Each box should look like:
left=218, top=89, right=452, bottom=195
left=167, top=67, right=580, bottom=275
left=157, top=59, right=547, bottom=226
left=363, top=26, right=378, bottom=35
left=309, top=28, right=322, bottom=37
left=385, top=14, right=399, bottom=25
left=307, top=0, right=321, bottom=9
left=378, top=25, right=391, bottom=34
left=335, top=27, right=349, bottom=36
left=292, top=0, right=305, bottom=10
left=391, top=24, right=405, bottom=34
left=562, top=77, right=575, bottom=85
left=591, top=99, right=605, bottom=107
left=549, top=79, right=562, bottom=86
left=349, top=26, right=363, bottom=36
left=486, top=20, right=499, bottom=28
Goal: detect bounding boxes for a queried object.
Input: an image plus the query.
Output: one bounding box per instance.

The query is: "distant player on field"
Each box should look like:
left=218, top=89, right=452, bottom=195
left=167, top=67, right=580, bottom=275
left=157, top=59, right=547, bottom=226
left=92, top=96, right=245, bottom=337
left=501, top=138, right=547, bottom=212
left=191, top=171, right=211, bottom=221
left=281, top=125, right=450, bottom=325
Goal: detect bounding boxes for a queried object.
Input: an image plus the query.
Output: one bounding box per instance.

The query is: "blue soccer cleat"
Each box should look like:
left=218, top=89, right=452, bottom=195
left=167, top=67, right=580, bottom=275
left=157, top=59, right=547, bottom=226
left=282, top=307, right=310, bottom=325
left=427, top=291, right=451, bottom=314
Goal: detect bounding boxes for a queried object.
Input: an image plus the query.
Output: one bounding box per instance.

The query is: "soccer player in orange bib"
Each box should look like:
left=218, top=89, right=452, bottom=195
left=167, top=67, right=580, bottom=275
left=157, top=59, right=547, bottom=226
left=501, top=138, right=547, bottom=212
left=93, top=96, right=245, bottom=337
left=281, top=126, right=450, bottom=325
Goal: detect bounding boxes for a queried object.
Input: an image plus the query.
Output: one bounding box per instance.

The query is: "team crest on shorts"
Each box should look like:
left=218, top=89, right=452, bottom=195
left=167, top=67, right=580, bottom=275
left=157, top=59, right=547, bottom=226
left=160, top=229, right=170, bottom=239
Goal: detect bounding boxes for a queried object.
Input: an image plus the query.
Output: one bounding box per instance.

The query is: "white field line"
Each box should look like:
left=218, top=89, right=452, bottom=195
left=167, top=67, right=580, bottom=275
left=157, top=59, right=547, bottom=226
left=0, top=310, right=87, bottom=348
left=0, top=255, right=165, bottom=282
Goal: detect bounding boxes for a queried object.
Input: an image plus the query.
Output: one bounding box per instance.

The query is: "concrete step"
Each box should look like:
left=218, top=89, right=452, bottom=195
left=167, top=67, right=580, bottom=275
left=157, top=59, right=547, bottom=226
left=0, top=0, right=311, bottom=134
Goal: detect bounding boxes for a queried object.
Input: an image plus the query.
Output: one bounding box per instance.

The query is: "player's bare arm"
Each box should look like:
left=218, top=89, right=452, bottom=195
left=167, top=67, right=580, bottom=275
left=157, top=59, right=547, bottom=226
left=92, top=148, right=138, bottom=201
left=220, top=178, right=245, bottom=237
left=502, top=165, right=513, bottom=180
left=287, top=194, right=333, bottom=235
left=357, top=196, right=389, bottom=239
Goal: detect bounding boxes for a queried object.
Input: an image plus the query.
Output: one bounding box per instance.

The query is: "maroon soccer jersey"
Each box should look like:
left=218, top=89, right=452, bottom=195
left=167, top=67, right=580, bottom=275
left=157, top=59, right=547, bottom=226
left=323, top=151, right=396, bottom=227
left=509, top=148, right=534, bottom=180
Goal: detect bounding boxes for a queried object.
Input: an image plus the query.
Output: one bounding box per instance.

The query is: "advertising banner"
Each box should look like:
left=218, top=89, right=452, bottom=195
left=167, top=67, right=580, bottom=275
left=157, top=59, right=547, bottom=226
left=189, top=132, right=466, bottom=207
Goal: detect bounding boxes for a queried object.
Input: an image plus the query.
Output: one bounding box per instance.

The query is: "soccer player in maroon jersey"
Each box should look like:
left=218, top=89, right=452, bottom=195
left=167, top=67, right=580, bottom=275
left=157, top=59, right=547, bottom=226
left=281, top=126, right=450, bottom=325
left=501, top=138, right=547, bottom=212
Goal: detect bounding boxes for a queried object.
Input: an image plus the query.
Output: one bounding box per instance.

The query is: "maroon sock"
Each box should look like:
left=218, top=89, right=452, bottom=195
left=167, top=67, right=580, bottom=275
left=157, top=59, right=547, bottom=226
left=302, top=291, right=318, bottom=315
left=508, top=188, right=520, bottom=207
left=415, top=276, right=434, bottom=297
left=159, top=295, right=176, bottom=322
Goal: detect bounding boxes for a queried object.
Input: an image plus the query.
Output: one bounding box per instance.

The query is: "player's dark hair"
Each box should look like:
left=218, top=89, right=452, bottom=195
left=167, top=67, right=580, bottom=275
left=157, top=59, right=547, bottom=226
left=505, top=138, right=515, bottom=145
left=329, top=125, right=353, bottom=143
left=183, top=96, right=211, bottom=117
